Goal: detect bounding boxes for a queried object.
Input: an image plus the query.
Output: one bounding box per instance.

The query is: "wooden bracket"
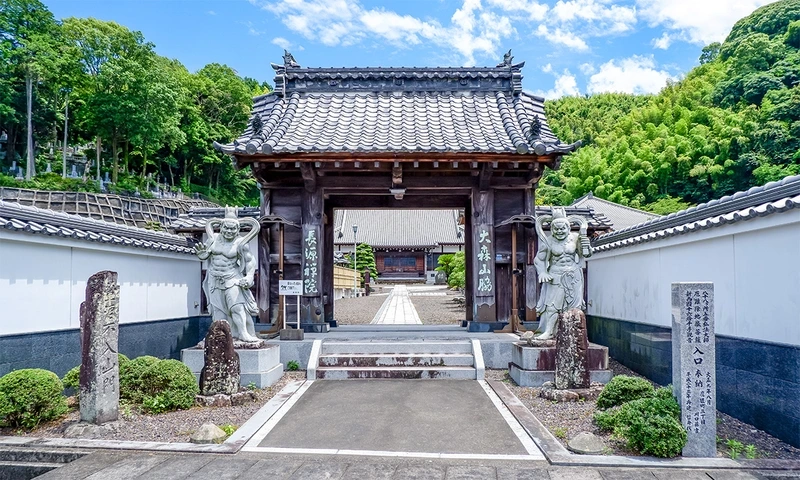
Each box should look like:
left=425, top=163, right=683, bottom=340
left=300, top=162, right=316, bottom=193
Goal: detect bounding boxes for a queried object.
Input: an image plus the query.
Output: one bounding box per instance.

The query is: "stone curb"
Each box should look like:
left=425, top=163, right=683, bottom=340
left=486, top=379, right=747, bottom=470
left=0, top=380, right=305, bottom=455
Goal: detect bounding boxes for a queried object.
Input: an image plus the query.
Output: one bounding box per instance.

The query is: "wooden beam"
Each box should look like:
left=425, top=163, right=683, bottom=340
left=478, top=163, right=493, bottom=190
left=471, top=187, right=496, bottom=322
left=392, top=165, right=403, bottom=185
left=257, top=187, right=271, bottom=324
left=300, top=162, right=316, bottom=193
left=327, top=195, right=468, bottom=209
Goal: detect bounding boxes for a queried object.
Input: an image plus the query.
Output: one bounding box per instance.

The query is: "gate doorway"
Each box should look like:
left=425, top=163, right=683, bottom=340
left=215, top=54, right=580, bottom=332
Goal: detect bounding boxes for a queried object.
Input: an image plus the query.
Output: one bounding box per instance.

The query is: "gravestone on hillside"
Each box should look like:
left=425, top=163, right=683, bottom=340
left=554, top=308, right=590, bottom=390
left=671, top=282, right=716, bottom=457
left=79, top=270, right=120, bottom=425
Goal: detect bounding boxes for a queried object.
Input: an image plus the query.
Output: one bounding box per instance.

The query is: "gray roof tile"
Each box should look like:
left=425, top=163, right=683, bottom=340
left=333, top=210, right=463, bottom=248
left=0, top=200, right=195, bottom=254
left=216, top=62, right=579, bottom=157
left=594, top=175, right=800, bottom=252
left=571, top=193, right=661, bottom=231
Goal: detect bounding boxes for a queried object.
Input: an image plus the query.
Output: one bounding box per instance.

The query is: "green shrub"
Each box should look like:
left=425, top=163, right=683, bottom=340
left=120, top=355, right=160, bottom=402
left=62, top=366, right=80, bottom=391
left=0, top=369, right=68, bottom=429
left=63, top=354, right=130, bottom=392
left=596, top=375, right=655, bottom=410
left=593, top=388, right=686, bottom=458
left=286, top=360, right=300, bottom=371
left=137, top=359, right=198, bottom=413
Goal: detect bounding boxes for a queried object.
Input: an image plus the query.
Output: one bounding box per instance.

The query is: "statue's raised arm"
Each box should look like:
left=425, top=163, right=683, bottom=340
left=195, top=207, right=261, bottom=343
left=532, top=207, right=590, bottom=340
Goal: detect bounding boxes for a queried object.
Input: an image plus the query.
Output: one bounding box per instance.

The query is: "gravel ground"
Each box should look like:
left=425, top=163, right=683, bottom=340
left=3, top=372, right=306, bottom=443
left=410, top=291, right=465, bottom=325
left=488, top=360, right=800, bottom=460
left=333, top=293, right=390, bottom=325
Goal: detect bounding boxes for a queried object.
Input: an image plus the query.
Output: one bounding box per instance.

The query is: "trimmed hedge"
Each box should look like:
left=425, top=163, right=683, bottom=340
left=0, top=369, right=68, bottom=429
left=137, top=359, right=198, bottom=413
left=62, top=353, right=130, bottom=392
left=120, top=355, right=160, bottom=403
left=596, top=375, right=655, bottom=410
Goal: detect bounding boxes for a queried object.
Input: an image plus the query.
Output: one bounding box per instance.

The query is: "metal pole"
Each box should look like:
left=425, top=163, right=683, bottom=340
left=352, top=225, right=358, bottom=297
left=62, top=93, right=68, bottom=178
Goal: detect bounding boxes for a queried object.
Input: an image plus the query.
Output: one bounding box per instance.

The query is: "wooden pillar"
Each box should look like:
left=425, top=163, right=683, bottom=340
left=323, top=203, right=335, bottom=325
left=257, top=187, right=272, bottom=324
left=300, top=185, right=324, bottom=326
left=464, top=201, right=473, bottom=321
left=524, top=186, right=538, bottom=322
left=471, top=187, right=496, bottom=322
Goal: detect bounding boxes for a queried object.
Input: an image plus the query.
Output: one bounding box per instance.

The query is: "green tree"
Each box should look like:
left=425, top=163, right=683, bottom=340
left=348, top=243, right=377, bottom=284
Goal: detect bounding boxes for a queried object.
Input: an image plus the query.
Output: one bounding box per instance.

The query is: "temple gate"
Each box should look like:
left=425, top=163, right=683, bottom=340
left=215, top=53, right=580, bottom=332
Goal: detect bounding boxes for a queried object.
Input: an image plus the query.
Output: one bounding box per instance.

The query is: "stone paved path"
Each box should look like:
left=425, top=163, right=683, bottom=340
left=370, top=285, right=422, bottom=325
left=36, top=451, right=780, bottom=479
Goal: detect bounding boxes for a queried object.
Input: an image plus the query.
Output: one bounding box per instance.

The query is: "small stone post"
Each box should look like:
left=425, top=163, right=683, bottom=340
left=363, top=268, right=371, bottom=296
left=671, top=282, right=716, bottom=457
left=200, top=320, right=241, bottom=396
left=554, top=308, right=590, bottom=390
left=79, top=271, right=120, bottom=425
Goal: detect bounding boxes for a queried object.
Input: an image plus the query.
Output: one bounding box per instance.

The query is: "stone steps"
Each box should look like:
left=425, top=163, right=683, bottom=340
left=318, top=354, right=475, bottom=367
left=315, top=340, right=482, bottom=380
left=0, top=447, right=87, bottom=480
left=316, top=365, right=478, bottom=380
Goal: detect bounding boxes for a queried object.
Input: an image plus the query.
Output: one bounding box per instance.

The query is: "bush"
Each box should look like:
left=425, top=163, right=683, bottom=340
left=286, top=360, right=300, bottom=371
left=0, top=369, right=68, bottom=429
left=596, top=375, right=655, bottom=410
left=120, top=355, right=159, bottom=402
left=63, top=354, right=130, bottom=392
left=593, top=387, right=686, bottom=458
left=137, top=359, right=199, bottom=413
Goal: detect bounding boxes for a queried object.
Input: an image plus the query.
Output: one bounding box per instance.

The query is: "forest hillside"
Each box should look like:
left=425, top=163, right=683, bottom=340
left=1, top=0, right=798, bottom=211
left=540, top=0, right=800, bottom=213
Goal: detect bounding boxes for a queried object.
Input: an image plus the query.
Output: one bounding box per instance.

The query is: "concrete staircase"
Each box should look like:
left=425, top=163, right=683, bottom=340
left=0, top=447, right=87, bottom=480
left=313, top=340, right=484, bottom=380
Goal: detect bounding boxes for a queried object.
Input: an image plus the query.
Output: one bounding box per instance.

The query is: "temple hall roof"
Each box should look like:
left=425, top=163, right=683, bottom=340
left=215, top=54, right=580, bottom=159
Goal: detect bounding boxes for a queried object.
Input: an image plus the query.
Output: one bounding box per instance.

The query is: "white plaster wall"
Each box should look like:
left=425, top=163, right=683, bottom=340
left=0, top=234, right=202, bottom=336
left=587, top=211, right=800, bottom=346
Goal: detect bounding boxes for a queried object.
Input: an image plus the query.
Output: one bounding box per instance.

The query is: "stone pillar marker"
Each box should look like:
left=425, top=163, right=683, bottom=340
left=671, top=282, right=716, bottom=457
left=79, top=270, right=120, bottom=425
left=200, top=320, right=240, bottom=396
left=554, top=308, right=590, bottom=390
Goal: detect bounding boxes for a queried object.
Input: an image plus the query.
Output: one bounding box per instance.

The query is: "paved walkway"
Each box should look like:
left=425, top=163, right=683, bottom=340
left=37, top=451, right=779, bottom=479
left=371, top=285, right=422, bottom=324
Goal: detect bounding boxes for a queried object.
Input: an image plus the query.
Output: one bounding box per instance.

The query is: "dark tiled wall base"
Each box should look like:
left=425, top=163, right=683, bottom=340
left=587, top=315, right=800, bottom=448
left=586, top=315, right=672, bottom=386
left=0, top=316, right=212, bottom=378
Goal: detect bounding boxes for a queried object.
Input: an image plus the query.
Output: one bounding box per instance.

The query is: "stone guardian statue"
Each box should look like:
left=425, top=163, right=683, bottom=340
left=194, top=207, right=261, bottom=343
left=533, top=207, right=592, bottom=340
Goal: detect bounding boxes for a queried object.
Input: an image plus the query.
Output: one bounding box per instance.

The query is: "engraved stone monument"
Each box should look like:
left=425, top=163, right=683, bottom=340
left=671, top=282, right=716, bottom=457
left=79, top=270, right=120, bottom=425
left=554, top=308, right=590, bottom=390
left=199, top=320, right=240, bottom=396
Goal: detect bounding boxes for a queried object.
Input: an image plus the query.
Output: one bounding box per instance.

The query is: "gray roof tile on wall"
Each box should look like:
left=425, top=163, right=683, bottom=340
left=594, top=175, right=800, bottom=252
left=571, top=192, right=661, bottom=231
left=0, top=200, right=195, bottom=254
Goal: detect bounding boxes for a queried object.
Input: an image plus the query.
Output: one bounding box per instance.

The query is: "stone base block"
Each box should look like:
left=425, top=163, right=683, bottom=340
left=300, top=323, right=330, bottom=333
left=182, top=344, right=283, bottom=389
left=241, top=363, right=283, bottom=388
left=280, top=328, right=304, bottom=341
left=512, top=342, right=609, bottom=371
left=509, top=362, right=613, bottom=387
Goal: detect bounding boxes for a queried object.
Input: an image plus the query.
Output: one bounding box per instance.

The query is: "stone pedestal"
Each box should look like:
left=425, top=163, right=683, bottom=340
left=508, top=342, right=612, bottom=387
left=182, top=344, right=282, bottom=388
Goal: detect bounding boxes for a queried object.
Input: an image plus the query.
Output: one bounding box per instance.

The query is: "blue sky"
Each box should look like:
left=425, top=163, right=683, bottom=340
left=43, top=0, right=777, bottom=98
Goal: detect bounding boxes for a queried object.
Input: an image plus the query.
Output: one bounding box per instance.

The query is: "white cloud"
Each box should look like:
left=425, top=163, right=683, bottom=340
left=260, top=0, right=517, bottom=65
left=536, top=25, right=589, bottom=51
left=272, top=37, right=292, bottom=50
left=588, top=55, right=675, bottom=94
left=652, top=32, right=672, bottom=49
left=637, top=0, right=777, bottom=45
left=551, top=0, right=636, bottom=34
left=207, top=10, right=216, bottom=16
left=534, top=69, right=581, bottom=100
left=242, top=21, right=265, bottom=36
left=542, top=63, right=553, bottom=73
left=486, top=0, right=548, bottom=19
left=579, top=62, right=595, bottom=75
